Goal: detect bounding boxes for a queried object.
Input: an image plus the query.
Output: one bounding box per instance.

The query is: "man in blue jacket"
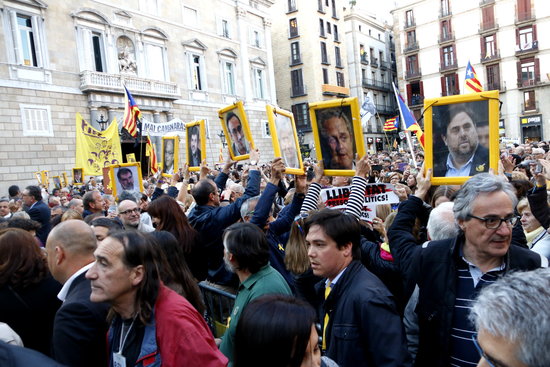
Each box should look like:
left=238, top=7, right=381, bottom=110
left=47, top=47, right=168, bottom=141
left=188, top=149, right=261, bottom=288
left=22, top=185, right=51, bottom=243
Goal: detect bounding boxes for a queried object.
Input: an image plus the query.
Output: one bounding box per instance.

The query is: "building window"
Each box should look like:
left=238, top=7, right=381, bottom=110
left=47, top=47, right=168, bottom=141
left=288, top=0, right=296, bottom=12
left=252, top=68, right=266, bottom=99
left=336, top=72, right=345, bottom=87
left=250, top=28, right=264, bottom=48
left=517, top=0, right=532, bottom=22
left=481, top=5, right=495, bottom=30
left=519, top=59, right=535, bottom=87
left=319, top=19, right=325, bottom=37
left=441, top=0, right=450, bottom=16
left=16, top=15, right=38, bottom=66
left=318, top=0, right=324, bottom=12
left=335, top=46, right=342, bottom=67
left=191, top=55, right=204, bottom=90
left=331, top=0, right=337, bottom=18
left=406, top=54, right=419, bottom=74
left=262, top=120, right=271, bottom=138
left=218, top=18, right=232, bottom=38
left=183, top=6, right=199, bottom=28
left=291, top=69, right=305, bottom=96
left=322, top=68, right=329, bottom=84
left=223, top=61, right=236, bottom=95
left=518, top=26, right=535, bottom=51
left=483, top=34, right=496, bottom=58
left=144, top=43, right=167, bottom=81
left=405, top=10, right=414, bottom=28
left=289, top=18, right=299, bottom=38
left=291, top=42, right=301, bottom=64
left=441, top=45, right=455, bottom=67
left=91, top=33, right=106, bottom=72
left=327, top=22, right=332, bottom=34
left=441, top=73, right=459, bottom=96
left=321, top=42, right=329, bottom=64
left=441, top=20, right=451, bottom=40
left=360, top=44, right=368, bottom=63
left=523, top=90, right=536, bottom=111
left=334, top=24, right=339, bottom=41
left=292, top=102, right=310, bottom=131
left=20, top=104, right=53, bottom=137
left=486, top=64, right=500, bottom=90
left=6, top=10, right=48, bottom=68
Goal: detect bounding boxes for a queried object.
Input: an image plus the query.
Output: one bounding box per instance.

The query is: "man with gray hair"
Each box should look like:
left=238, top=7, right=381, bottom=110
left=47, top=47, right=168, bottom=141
left=426, top=201, right=459, bottom=240
left=469, top=268, right=550, bottom=367
left=389, top=171, right=547, bottom=367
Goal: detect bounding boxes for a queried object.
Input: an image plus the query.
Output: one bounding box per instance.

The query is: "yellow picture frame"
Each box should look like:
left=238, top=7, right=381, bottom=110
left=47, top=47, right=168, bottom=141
left=34, top=171, right=42, bottom=184
left=52, top=176, right=62, bottom=190
left=309, top=97, right=365, bottom=177
left=266, top=105, right=304, bottom=175
left=41, top=170, right=49, bottom=188
left=161, top=136, right=179, bottom=177
left=126, top=153, right=137, bottom=163
left=218, top=101, right=255, bottom=161
left=424, top=90, right=500, bottom=185
left=61, top=172, right=68, bottom=187
left=186, top=120, right=207, bottom=172
left=72, top=168, right=84, bottom=185
left=109, top=162, right=144, bottom=197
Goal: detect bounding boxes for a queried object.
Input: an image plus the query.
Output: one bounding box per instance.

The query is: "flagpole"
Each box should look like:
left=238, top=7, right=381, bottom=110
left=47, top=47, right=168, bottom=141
left=377, top=113, right=392, bottom=150
left=392, top=83, right=418, bottom=168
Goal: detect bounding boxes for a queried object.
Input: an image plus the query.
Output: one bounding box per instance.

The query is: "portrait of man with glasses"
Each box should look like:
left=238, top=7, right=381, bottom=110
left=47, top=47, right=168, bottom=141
left=388, top=172, right=547, bottom=367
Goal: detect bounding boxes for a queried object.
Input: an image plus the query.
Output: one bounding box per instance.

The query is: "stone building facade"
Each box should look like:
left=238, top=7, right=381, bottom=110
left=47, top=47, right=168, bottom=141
left=0, top=0, right=276, bottom=194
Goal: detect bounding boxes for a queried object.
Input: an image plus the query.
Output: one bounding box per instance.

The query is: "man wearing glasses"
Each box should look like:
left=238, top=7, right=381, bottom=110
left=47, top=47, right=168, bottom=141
left=389, top=172, right=547, bottom=367
left=117, top=200, right=154, bottom=232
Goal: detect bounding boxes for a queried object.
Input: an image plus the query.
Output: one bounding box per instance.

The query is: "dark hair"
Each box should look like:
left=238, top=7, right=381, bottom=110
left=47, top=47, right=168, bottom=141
left=117, top=167, right=133, bottom=181
left=90, top=217, right=124, bottom=232
left=149, top=231, right=204, bottom=314
left=303, top=209, right=361, bottom=260
left=234, top=294, right=317, bottom=367
left=82, top=191, right=98, bottom=211
left=147, top=196, right=197, bottom=254
left=226, top=112, right=241, bottom=126
left=25, top=185, right=42, bottom=201
left=107, top=231, right=160, bottom=324
left=189, top=125, right=199, bottom=137
left=8, top=185, right=20, bottom=197
left=191, top=179, right=217, bottom=206
left=438, top=103, right=476, bottom=137
left=223, top=222, right=269, bottom=273
left=7, top=218, right=41, bottom=232
left=0, top=228, right=49, bottom=288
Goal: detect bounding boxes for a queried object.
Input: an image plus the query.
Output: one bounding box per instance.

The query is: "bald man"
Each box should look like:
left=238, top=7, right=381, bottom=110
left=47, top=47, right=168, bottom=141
left=117, top=199, right=154, bottom=232
left=45, top=220, right=109, bottom=367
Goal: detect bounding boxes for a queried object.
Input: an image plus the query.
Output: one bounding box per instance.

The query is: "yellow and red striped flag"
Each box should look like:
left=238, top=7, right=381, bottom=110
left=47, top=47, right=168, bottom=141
left=465, top=61, right=483, bottom=93
left=145, top=135, right=158, bottom=174
left=123, top=86, right=142, bottom=138
left=383, top=116, right=399, bottom=132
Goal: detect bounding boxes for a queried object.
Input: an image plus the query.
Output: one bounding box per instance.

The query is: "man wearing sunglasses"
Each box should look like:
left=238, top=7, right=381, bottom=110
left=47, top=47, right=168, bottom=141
left=389, top=172, right=547, bottom=367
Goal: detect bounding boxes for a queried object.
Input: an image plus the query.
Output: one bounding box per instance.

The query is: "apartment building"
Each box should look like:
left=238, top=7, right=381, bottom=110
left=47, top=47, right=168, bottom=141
left=392, top=0, right=550, bottom=142
left=0, top=0, right=275, bottom=194
left=271, top=0, right=349, bottom=155
left=344, top=4, right=398, bottom=152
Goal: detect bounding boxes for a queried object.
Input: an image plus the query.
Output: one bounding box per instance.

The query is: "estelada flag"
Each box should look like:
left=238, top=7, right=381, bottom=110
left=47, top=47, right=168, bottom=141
left=383, top=116, right=399, bottom=132
left=392, top=82, right=425, bottom=149
left=145, top=135, right=159, bottom=174
left=123, top=86, right=142, bottom=138
left=465, top=60, right=483, bottom=93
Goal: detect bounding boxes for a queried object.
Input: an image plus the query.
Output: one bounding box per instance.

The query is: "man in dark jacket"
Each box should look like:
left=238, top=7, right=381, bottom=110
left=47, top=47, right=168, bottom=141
left=22, top=185, right=51, bottom=243
left=389, top=171, right=547, bottom=367
left=304, top=209, right=411, bottom=367
left=45, top=220, right=109, bottom=367
left=188, top=149, right=261, bottom=287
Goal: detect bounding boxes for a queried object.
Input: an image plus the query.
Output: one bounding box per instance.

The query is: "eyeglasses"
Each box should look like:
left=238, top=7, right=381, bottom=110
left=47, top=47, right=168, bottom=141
left=466, top=214, right=519, bottom=229
left=119, top=208, right=140, bottom=215
left=471, top=333, right=505, bottom=367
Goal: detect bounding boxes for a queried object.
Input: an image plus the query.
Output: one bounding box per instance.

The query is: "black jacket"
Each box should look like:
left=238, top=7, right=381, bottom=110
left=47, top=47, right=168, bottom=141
left=0, top=342, right=66, bottom=367
left=433, top=144, right=489, bottom=177
left=26, top=200, right=51, bottom=243
left=51, top=273, right=109, bottom=367
left=389, top=196, right=544, bottom=367
left=314, top=261, right=411, bottom=367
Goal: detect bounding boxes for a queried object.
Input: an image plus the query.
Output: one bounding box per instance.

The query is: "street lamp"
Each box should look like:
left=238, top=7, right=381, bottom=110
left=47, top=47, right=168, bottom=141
left=96, top=114, right=108, bottom=131
left=218, top=130, right=227, bottom=148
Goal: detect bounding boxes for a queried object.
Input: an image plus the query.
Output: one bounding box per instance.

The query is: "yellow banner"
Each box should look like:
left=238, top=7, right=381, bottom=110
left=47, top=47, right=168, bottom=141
left=75, top=113, right=123, bottom=176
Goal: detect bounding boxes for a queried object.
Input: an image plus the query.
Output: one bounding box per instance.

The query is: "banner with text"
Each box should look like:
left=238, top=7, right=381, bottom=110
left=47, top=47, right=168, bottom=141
left=320, top=183, right=399, bottom=222
left=142, top=118, right=186, bottom=137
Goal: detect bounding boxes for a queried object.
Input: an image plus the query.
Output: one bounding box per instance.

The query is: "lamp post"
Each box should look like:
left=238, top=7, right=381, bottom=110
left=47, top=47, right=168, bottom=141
left=218, top=130, right=227, bottom=148
left=96, top=114, right=108, bottom=131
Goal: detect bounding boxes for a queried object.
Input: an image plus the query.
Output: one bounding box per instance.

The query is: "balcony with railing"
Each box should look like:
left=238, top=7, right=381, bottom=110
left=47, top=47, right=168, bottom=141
left=360, top=53, right=369, bottom=65
left=404, top=19, right=416, bottom=30
left=516, top=40, right=539, bottom=56
left=479, top=0, right=495, bottom=6
left=439, top=60, right=458, bottom=72
left=405, top=68, right=422, bottom=80
left=517, top=77, right=540, bottom=89
left=80, top=71, right=180, bottom=98
left=370, top=57, right=379, bottom=68
left=291, top=84, right=307, bottom=97
left=478, top=21, right=498, bottom=34
left=375, top=103, right=397, bottom=115
left=403, top=41, right=419, bottom=54
left=362, top=78, right=391, bottom=91
left=480, top=50, right=501, bottom=64
left=438, top=31, right=455, bottom=45
left=409, top=94, right=424, bottom=107
left=380, top=61, right=392, bottom=70
left=486, top=80, right=506, bottom=92
left=439, top=9, right=452, bottom=18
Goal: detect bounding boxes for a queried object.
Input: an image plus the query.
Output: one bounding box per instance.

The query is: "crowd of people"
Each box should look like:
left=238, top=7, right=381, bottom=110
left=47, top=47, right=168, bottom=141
left=0, top=142, right=549, bottom=367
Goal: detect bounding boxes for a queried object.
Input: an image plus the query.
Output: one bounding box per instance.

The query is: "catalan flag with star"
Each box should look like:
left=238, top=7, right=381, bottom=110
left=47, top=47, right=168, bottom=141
left=123, top=85, right=142, bottom=138
left=465, top=60, right=483, bottom=93
left=383, top=116, right=399, bottom=132
left=145, top=134, right=159, bottom=174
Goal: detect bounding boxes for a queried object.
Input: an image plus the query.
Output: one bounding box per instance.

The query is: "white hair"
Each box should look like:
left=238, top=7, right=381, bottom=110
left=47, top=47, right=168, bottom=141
left=426, top=201, right=458, bottom=241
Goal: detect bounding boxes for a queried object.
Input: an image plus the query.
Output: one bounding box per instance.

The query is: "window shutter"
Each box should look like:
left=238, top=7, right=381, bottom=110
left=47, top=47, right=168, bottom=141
left=420, top=81, right=424, bottom=97
left=515, top=28, right=520, bottom=48
left=441, top=76, right=446, bottom=96
left=30, top=16, right=42, bottom=67
left=480, top=37, right=486, bottom=59
left=406, top=83, right=412, bottom=105
left=533, top=24, right=537, bottom=42
left=454, top=74, right=459, bottom=94
left=9, top=11, right=23, bottom=64
left=516, top=60, right=522, bottom=86
left=534, top=58, right=540, bottom=83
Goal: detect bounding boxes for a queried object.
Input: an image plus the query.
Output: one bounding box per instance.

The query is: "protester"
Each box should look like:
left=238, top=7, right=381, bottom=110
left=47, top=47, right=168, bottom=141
left=82, top=191, right=104, bottom=218
left=22, top=185, right=51, bottom=244
left=89, top=217, right=123, bottom=243
left=117, top=199, right=154, bottom=232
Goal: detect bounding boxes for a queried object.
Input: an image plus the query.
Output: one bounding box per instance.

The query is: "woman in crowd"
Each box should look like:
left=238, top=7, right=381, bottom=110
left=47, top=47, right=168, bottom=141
left=518, top=198, right=550, bottom=259
left=0, top=228, right=61, bottom=355
left=147, top=195, right=204, bottom=279
left=234, top=294, right=338, bottom=367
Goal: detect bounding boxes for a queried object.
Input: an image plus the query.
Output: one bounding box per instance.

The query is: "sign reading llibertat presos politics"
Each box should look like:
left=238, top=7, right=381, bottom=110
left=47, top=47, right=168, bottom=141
left=320, top=183, right=400, bottom=222
left=142, top=118, right=187, bottom=137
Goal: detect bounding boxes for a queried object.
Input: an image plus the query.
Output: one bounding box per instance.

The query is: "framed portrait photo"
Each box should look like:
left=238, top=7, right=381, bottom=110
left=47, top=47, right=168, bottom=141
left=218, top=101, right=255, bottom=161
left=72, top=168, right=84, bottom=185
left=34, top=171, right=42, bottom=184
left=52, top=176, right=61, bottom=190
left=186, top=120, right=206, bottom=172
left=161, top=136, right=179, bottom=177
left=266, top=105, right=304, bottom=175
left=309, top=97, right=365, bottom=177
left=41, top=170, right=49, bottom=188
left=109, top=162, right=144, bottom=197
left=61, top=172, right=68, bottom=187
left=424, top=90, right=499, bottom=185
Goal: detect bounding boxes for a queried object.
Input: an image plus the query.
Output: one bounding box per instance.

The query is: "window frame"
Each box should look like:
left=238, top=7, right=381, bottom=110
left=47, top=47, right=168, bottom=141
left=20, top=104, right=53, bottom=137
